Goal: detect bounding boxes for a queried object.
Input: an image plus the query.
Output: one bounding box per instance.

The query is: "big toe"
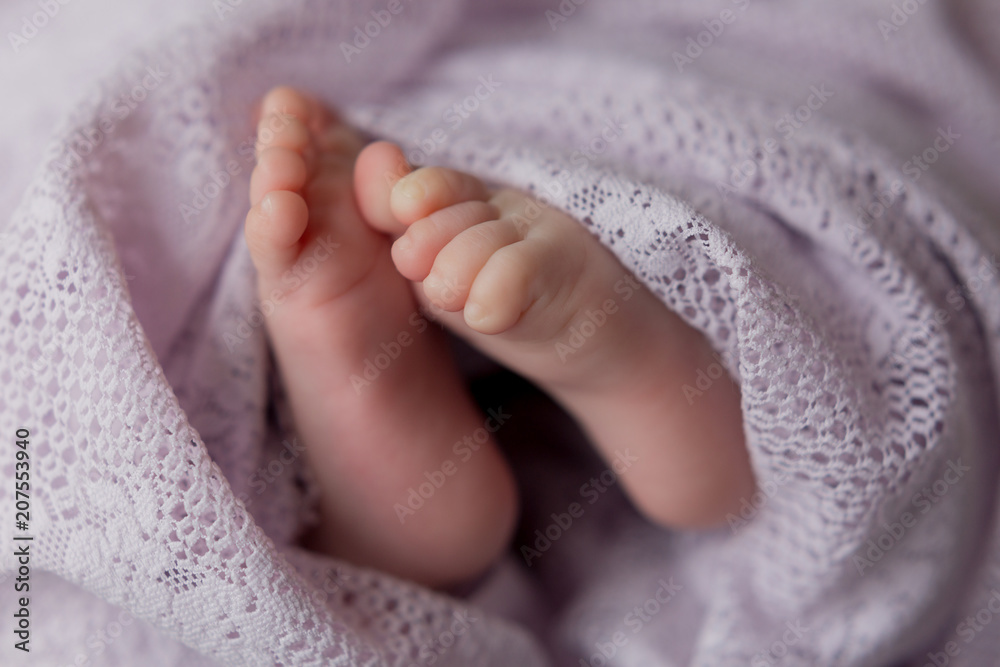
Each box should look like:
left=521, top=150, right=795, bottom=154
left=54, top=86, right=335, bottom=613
left=355, top=141, right=412, bottom=236
left=355, top=143, right=492, bottom=236
left=256, top=85, right=331, bottom=136
left=390, top=166, right=489, bottom=225
left=244, top=190, right=310, bottom=284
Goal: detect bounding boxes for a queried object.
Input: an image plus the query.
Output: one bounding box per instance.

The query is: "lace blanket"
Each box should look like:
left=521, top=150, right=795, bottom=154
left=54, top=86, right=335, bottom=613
left=2, top=0, right=1000, bottom=665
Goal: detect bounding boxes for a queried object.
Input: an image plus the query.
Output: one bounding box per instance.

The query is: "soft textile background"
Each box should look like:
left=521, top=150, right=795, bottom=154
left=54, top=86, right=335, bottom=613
left=1, top=1, right=1000, bottom=665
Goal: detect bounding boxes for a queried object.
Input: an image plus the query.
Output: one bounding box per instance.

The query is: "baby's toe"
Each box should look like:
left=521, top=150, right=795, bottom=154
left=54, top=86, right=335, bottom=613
left=421, top=217, right=522, bottom=312
left=257, top=86, right=329, bottom=136
left=464, top=242, right=541, bottom=334
left=392, top=201, right=501, bottom=281
left=255, top=113, right=313, bottom=158
left=249, top=146, right=309, bottom=206
left=244, top=190, right=310, bottom=283
left=390, top=166, right=490, bottom=225
left=355, top=141, right=412, bottom=236
left=463, top=188, right=587, bottom=336
left=253, top=87, right=326, bottom=179
left=355, top=145, right=492, bottom=237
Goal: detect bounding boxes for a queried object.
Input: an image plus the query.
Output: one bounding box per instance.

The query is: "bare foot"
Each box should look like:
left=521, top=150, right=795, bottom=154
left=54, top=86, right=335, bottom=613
left=354, top=142, right=755, bottom=528
left=244, top=87, right=516, bottom=587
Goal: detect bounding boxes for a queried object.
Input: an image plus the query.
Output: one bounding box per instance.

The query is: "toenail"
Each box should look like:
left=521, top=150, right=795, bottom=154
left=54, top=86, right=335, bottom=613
left=464, top=301, right=486, bottom=324
left=396, top=176, right=425, bottom=201
left=394, top=235, right=412, bottom=252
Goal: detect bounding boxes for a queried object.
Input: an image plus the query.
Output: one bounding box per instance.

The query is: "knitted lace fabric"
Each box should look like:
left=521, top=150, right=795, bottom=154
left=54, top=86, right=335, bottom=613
left=2, top=1, right=1000, bottom=665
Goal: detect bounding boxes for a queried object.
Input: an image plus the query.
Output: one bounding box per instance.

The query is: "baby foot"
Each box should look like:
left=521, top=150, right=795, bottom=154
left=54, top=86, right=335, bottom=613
left=355, top=145, right=755, bottom=528
left=244, top=88, right=516, bottom=587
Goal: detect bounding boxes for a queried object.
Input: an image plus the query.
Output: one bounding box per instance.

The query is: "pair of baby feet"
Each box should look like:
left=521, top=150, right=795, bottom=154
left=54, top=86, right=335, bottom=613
left=245, top=87, right=753, bottom=587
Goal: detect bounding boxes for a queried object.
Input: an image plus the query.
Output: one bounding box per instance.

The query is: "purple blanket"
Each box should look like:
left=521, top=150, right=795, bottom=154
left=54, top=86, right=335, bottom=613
left=2, top=0, right=1000, bottom=665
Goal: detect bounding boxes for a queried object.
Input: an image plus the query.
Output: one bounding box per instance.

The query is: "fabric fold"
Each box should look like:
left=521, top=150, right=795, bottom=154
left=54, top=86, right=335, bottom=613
left=2, top=1, right=999, bottom=665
